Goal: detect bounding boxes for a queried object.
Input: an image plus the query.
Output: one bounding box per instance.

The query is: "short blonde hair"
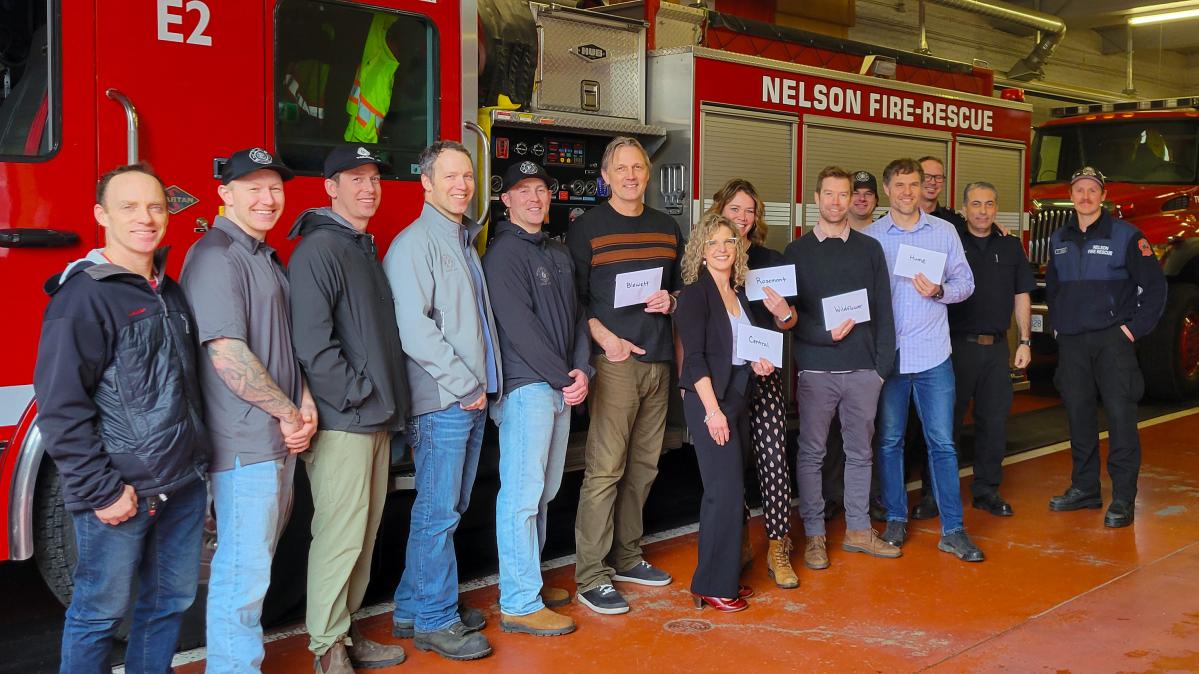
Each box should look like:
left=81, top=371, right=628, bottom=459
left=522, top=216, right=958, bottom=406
left=682, top=213, right=748, bottom=288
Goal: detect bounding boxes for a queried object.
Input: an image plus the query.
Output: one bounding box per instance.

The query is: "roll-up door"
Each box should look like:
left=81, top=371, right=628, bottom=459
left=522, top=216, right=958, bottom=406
left=955, top=139, right=1026, bottom=234
left=801, top=119, right=949, bottom=227
left=699, top=106, right=796, bottom=254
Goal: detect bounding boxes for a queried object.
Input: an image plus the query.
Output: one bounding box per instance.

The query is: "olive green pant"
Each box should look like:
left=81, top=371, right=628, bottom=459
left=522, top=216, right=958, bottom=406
left=574, top=357, right=670, bottom=592
left=304, top=430, right=391, bottom=655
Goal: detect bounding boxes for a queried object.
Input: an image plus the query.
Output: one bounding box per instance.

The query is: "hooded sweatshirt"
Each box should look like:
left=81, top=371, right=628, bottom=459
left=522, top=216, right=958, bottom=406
left=483, top=220, right=594, bottom=394
left=33, top=249, right=207, bottom=512
left=287, top=207, right=409, bottom=432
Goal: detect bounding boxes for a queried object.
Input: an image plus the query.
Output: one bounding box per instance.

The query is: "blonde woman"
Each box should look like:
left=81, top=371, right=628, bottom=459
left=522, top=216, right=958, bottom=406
left=674, top=213, right=775, bottom=612
left=705, top=179, right=799, bottom=588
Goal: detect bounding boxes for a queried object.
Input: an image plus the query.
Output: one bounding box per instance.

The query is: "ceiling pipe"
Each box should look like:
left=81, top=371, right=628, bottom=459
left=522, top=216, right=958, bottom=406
left=925, top=0, right=1066, bottom=81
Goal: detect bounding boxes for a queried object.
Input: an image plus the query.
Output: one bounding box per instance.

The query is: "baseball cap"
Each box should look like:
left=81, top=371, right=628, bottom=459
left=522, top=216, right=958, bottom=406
left=852, top=170, right=878, bottom=194
left=220, top=147, right=294, bottom=184
left=502, top=160, right=553, bottom=193
left=323, top=144, right=393, bottom=179
left=1070, top=166, right=1106, bottom=189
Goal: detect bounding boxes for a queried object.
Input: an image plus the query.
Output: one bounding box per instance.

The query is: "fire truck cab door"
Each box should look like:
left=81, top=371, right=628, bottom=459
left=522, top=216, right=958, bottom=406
left=95, top=0, right=266, bottom=257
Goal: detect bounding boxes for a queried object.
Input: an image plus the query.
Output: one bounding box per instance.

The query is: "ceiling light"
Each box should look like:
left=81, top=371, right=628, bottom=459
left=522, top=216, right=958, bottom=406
left=1128, top=8, right=1199, bottom=25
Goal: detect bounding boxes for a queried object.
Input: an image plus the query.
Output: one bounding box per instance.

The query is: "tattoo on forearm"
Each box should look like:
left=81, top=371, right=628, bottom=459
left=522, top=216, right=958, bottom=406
left=207, top=338, right=299, bottom=421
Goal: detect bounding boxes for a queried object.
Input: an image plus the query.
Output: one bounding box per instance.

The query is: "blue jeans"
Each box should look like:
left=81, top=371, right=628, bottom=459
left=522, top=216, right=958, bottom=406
left=393, top=405, right=486, bottom=632
left=206, top=455, right=296, bottom=673
left=491, top=384, right=570, bottom=616
left=60, top=477, right=206, bottom=674
left=876, top=357, right=965, bottom=535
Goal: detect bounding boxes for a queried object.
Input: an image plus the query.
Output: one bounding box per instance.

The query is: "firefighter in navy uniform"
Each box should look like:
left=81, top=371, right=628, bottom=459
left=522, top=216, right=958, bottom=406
left=1046, top=166, right=1166, bottom=528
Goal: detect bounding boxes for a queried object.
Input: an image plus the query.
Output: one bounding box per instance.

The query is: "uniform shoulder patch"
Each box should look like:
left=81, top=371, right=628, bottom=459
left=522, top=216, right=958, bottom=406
left=1138, top=238, right=1153, bottom=257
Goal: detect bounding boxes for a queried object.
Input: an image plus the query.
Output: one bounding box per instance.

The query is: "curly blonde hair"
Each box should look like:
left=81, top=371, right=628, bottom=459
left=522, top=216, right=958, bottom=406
left=704, top=178, right=768, bottom=247
left=682, top=213, right=749, bottom=288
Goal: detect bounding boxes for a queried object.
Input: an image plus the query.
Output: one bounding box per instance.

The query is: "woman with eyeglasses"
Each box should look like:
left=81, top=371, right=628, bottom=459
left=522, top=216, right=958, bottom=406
left=704, top=179, right=799, bottom=589
left=674, top=212, right=776, bottom=612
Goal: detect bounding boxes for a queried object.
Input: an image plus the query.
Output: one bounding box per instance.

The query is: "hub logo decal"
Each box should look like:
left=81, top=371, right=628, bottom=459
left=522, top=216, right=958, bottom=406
left=164, top=185, right=199, bottom=215
left=575, top=44, right=607, bottom=61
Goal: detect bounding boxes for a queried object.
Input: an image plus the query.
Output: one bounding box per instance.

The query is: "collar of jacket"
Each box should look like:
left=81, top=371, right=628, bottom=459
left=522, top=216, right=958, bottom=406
left=1064, top=208, right=1113, bottom=239
left=287, top=207, right=368, bottom=240
left=213, top=215, right=275, bottom=254
left=494, top=219, right=546, bottom=246
left=419, top=202, right=483, bottom=245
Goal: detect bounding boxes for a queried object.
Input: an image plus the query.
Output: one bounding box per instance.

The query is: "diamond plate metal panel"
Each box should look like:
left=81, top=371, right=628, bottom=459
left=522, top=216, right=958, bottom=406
left=532, top=5, right=646, bottom=121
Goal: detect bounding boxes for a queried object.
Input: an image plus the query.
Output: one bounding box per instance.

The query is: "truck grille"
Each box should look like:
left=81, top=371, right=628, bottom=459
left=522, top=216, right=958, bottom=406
left=1028, top=205, right=1073, bottom=267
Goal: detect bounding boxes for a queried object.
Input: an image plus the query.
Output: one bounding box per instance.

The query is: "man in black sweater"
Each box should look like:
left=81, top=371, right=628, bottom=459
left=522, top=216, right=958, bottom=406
left=484, top=160, right=592, bottom=635
left=784, top=166, right=899, bottom=570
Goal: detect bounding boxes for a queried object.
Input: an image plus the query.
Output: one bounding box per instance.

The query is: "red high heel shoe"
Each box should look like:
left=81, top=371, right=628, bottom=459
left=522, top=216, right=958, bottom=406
left=738, top=585, right=754, bottom=598
left=692, top=594, right=749, bottom=612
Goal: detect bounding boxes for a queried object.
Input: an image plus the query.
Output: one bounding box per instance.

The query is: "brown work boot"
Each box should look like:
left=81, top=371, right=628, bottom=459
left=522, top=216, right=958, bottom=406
left=740, top=528, right=754, bottom=571
left=766, top=536, right=799, bottom=589
left=842, top=528, right=902, bottom=558
left=804, top=535, right=830, bottom=570
left=348, top=622, right=406, bottom=668
left=314, top=640, right=354, bottom=674
left=500, top=607, right=577, bottom=636
left=540, top=586, right=571, bottom=608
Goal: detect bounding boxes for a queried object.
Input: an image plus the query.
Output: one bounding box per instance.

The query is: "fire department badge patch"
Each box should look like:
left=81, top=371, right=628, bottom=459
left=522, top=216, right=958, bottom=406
left=249, top=148, right=273, bottom=164
left=520, top=161, right=538, bottom=174
left=535, top=266, right=551, bottom=286
left=164, top=185, right=199, bottom=215
left=1139, top=239, right=1153, bottom=257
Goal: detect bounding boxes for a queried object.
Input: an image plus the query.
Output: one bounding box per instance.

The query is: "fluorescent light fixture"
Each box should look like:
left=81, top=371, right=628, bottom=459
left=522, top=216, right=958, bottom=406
left=1128, top=8, right=1199, bottom=24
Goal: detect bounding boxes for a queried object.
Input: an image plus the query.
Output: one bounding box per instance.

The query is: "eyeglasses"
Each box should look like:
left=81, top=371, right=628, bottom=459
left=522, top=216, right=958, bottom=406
left=704, top=237, right=738, bottom=248
left=922, top=174, right=946, bottom=184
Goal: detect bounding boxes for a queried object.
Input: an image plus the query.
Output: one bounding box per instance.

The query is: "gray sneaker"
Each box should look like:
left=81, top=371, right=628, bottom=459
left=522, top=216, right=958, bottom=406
left=413, top=621, right=492, bottom=661
left=393, top=602, right=485, bottom=639
left=576, top=584, right=630, bottom=615
left=613, top=560, right=672, bottom=586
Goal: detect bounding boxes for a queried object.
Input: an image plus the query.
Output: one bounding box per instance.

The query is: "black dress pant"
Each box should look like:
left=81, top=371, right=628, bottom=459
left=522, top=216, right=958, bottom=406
left=684, top=368, right=750, bottom=598
left=1054, top=326, right=1145, bottom=502
left=952, top=336, right=1013, bottom=497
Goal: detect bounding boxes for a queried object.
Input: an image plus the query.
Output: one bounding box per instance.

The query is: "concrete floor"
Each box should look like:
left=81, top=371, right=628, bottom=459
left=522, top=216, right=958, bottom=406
left=174, top=406, right=1199, bottom=673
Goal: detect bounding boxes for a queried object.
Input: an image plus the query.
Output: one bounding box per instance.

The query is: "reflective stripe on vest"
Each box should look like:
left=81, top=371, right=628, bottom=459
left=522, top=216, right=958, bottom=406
left=284, top=72, right=326, bottom=120
left=344, top=14, right=400, bottom=143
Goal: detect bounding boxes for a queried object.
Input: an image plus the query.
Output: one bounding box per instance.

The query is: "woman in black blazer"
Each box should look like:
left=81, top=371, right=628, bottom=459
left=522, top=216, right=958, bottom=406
left=674, top=213, right=775, bottom=612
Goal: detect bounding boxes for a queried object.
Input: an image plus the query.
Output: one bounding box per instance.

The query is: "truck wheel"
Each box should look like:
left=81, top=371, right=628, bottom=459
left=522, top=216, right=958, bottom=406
left=1139, top=282, right=1199, bottom=401
left=33, top=465, right=77, bottom=607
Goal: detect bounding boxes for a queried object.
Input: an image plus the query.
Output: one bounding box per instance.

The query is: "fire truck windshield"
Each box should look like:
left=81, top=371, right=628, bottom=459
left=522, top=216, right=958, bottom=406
left=1032, top=119, right=1199, bottom=186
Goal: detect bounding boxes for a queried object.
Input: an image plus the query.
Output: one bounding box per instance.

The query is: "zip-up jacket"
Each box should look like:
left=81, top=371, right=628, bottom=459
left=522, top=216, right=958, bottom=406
left=383, top=202, right=503, bottom=416
left=482, top=220, right=594, bottom=394
left=1046, top=209, right=1166, bottom=338
left=33, top=249, right=207, bottom=512
left=288, top=208, right=410, bottom=432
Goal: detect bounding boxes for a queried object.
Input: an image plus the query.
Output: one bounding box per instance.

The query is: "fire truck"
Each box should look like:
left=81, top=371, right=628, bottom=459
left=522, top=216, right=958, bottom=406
left=1028, top=100, right=1199, bottom=400
left=0, top=0, right=1031, bottom=614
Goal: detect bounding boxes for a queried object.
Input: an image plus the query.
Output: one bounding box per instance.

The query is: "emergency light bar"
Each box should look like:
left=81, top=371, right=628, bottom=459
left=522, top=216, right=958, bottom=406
left=1051, top=97, right=1199, bottom=118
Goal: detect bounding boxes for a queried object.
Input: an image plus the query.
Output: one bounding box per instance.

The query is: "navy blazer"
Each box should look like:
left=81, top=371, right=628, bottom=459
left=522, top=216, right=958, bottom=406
left=674, top=267, right=762, bottom=399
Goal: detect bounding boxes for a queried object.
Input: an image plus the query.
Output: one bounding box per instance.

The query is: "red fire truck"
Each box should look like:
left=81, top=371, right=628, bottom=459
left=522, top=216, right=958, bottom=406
left=0, top=0, right=1031, bottom=612
left=1028, top=100, right=1199, bottom=400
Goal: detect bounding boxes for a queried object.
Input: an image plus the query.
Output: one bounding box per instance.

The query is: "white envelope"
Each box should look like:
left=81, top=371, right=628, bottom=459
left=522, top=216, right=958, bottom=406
left=894, top=243, right=947, bottom=284
left=745, top=264, right=798, bottom=301
left=735, top=324, right=784, bottom=368
left=821, top=288, right=871, bottom=331
left=613, top=267, right=663, bottom=308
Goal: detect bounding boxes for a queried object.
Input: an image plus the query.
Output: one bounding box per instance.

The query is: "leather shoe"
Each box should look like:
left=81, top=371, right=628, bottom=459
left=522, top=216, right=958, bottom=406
left=972, top=493, right=1014, bottom=517
left=938, top=532, right=985, bottom=562
left=692, top=594, right=748, bottom=612
left=1104, top=499, right=1135, bottom=528
left=1048, top=487, right=1102, bottom=512
left=880, top=521, right=907, bottom=547
left=911, top=493, right=939, bottom=520
left=737, top=585, right=754, bottom=599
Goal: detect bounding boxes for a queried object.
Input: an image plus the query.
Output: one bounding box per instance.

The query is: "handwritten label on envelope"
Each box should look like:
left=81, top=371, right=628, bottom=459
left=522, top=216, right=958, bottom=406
left=893, top=244, right=947, bottom=285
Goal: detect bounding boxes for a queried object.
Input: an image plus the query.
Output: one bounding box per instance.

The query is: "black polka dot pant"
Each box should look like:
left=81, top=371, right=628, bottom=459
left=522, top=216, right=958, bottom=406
left=749, top=369, right=792, bottom=539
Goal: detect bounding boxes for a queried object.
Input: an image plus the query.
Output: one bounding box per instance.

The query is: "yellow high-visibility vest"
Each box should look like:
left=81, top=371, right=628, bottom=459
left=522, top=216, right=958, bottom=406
left=345, top=14, right=400, bottom=143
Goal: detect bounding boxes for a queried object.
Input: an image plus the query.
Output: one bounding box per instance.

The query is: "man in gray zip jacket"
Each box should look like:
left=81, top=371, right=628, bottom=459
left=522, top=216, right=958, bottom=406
left=383, top=140, right=501, bottom=661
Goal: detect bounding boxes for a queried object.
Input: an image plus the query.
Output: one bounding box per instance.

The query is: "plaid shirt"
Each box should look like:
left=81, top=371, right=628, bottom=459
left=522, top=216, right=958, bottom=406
left=865, top=211, right=974, bottom=374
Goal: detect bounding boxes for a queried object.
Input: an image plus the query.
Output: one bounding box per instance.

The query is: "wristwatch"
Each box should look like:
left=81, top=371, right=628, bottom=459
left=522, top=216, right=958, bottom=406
left=778, top=311, right=794, bottom=324
left=1019, top=339, right=1032, bottom=347
left=932, top=285, right=945, bottom=300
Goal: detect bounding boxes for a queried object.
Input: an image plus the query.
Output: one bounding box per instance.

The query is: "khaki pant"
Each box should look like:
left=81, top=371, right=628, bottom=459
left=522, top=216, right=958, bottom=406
left=574, top=357, right=670, bottom=591
left=304, top=429, right=391, bottom=655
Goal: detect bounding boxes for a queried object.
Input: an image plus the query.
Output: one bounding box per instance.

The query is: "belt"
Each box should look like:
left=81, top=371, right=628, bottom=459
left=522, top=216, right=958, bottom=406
left=960, top=333, right=1002, bottom=345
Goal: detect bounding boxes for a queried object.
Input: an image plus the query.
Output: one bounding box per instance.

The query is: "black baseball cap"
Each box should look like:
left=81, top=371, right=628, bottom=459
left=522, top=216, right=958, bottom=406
left=852, top=170, right=878, bottom=195
left=502, top=160, right=553, bottom=193
left=1070, top=166, right=1106, bottom=189
left=323, top=144, right=393, bottom=179
left=220, top=147, right=294, bottom=184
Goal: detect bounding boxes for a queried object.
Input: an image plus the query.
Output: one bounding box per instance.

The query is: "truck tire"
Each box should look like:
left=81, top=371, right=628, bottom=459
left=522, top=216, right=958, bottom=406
left=33, top=465, right=77, bottom=607
left=1139, top=282, right=1199, bottom=401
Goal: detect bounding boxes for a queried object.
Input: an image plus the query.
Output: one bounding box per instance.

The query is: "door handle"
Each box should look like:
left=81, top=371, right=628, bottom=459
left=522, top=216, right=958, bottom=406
left=0, top=228, right=80, bottom=248
left=106, top=88, right=139, bottom=164
left=463, top=120, right=492, bottom=227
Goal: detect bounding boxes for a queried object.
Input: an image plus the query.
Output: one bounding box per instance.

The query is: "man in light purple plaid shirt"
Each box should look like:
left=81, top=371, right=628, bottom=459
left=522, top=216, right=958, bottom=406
left=865, top=158, right=985, bottom=563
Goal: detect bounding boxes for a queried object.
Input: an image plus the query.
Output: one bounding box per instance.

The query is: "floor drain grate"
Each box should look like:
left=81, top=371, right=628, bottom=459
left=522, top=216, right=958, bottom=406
left=664, top=619, right=714, bottom=634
